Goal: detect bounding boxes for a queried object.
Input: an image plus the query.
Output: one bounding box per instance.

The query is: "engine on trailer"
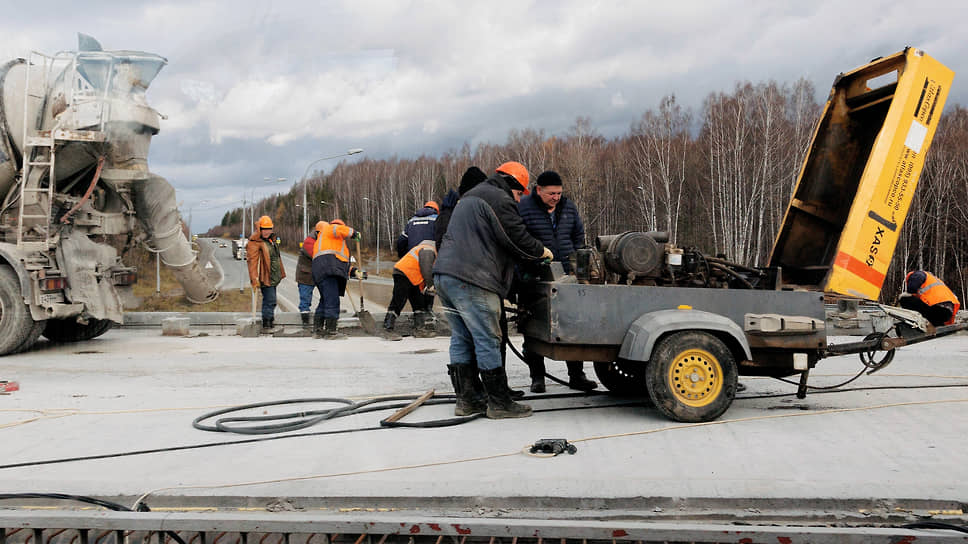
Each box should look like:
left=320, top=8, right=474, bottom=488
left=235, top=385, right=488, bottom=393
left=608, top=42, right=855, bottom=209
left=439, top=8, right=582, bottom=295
left=570, top=231, right=777, bottom=290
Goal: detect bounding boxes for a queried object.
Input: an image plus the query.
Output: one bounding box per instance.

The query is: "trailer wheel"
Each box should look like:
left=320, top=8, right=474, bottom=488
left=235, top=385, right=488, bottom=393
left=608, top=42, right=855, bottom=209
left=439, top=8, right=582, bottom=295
left=646, top=331, right=737, bottom=422
left=0, top=265, right=36, bottom=356
left=42, top=318, right=114, bottom=343
left=593, top=359, right=649, bottom=397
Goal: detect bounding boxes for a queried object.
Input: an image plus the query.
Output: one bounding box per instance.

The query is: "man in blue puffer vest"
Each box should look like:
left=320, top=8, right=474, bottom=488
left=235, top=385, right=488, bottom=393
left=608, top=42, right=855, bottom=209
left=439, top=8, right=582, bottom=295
left=518, top=170, right=597, bottom=393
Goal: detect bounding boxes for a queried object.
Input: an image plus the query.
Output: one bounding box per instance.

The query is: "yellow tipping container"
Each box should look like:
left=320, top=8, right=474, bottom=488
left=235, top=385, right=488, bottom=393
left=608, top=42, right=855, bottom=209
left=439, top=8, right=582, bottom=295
left=769, top=48, right=954, bottom=300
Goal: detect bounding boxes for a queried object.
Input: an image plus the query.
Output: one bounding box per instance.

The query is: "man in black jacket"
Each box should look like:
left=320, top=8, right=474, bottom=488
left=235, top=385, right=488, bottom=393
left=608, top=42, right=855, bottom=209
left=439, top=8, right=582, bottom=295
left=518, top=170, right=597, bottom=393
left=434, top=161, right=552, bottom=419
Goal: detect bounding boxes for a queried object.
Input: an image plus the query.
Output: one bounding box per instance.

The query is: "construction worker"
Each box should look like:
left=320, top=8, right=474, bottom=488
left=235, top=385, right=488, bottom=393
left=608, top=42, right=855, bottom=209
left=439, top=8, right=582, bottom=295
left=312, top=219, right=359, bottom=339
left=296, top=228, right=318, bottom=330
left=395, top=200, right=441, bottom=334
left=435, top=167, right=487, bottom=249
left=396, top=201, right=439, bottom=256
left=899, top=270, right=960, bottom=326
left=434, top=161, right=552, bottom=419
left=246, top=215, right=286, bottom=334
left=517, top=170, right=597, bottom=393
left=384, top=239, right=437, bottom=336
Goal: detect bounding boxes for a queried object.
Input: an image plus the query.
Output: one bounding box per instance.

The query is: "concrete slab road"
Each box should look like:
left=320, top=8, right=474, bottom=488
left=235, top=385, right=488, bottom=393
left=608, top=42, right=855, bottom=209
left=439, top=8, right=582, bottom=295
left=0, top=328, right=967, bottom=524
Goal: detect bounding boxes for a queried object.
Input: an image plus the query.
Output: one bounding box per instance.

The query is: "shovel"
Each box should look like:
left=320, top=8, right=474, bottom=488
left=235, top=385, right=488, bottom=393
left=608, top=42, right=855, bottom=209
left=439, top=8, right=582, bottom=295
left=353, top=238, right=379, bottom=335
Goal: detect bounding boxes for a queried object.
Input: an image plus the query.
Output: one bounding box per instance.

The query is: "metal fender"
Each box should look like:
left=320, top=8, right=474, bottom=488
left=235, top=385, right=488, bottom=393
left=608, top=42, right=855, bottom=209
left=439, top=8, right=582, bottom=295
left=619, top=309, right=751, bottom=362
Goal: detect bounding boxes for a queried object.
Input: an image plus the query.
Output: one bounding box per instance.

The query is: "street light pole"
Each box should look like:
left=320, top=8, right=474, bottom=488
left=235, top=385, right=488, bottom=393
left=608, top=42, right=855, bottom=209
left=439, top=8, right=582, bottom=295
left=298, top=148, right=363, bottom=239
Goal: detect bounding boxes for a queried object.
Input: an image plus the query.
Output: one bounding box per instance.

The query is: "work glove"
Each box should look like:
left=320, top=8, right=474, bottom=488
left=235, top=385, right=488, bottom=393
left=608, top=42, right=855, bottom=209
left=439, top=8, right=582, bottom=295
left=540, top=246, right=554, bottom=264
left=351, top=231, right=362, bottom=241
left=423, top=285, right=437, bottom=297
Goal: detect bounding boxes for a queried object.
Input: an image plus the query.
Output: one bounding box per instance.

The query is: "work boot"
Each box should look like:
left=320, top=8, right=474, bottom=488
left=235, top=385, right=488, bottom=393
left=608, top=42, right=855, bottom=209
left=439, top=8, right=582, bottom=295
left=527, top=352, right=546, bottom=393
left=480, top=366, right=532, bottom=419
left=261, top=318, right=271, bottom=334
left=383, top=312, right=397, bottom=331
left=300, top=312, right=311, bottom=330
left=567, top=361, right=598, bottom=392
left=312, top=315, right=324, bottom=339
left=413, top=311, right=436, bottom=338
left=447, top=364, right=487, bottom=416
left=323, top=318, right=347, bottom=340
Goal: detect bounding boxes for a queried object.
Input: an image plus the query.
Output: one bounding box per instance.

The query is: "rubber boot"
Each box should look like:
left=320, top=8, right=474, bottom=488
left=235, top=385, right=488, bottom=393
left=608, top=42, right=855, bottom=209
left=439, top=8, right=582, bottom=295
left=480, top=366, right=532, bottom=419
left=526, top=351, right=546, bottom=393
left=447, top=364, right=486, bottom=416
left=261, top=318, right=271, bottom=334
left=567, top=361, right=598, bottom=391
left=414, top=311, right=436, bottom=338
left=323, top=318, right=347, bottom=340
left=312, top=315, right=324, bottom=339
left=300, top=312, right=311, bottom=330
left=383, top=312, right=397, bottom=331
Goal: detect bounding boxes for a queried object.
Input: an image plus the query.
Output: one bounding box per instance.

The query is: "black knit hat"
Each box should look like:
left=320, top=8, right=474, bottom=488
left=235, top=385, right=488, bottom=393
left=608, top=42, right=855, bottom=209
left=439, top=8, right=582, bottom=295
left=536, top=170, right=563, bottom=186
left=458, top=166, right=487, bottom=195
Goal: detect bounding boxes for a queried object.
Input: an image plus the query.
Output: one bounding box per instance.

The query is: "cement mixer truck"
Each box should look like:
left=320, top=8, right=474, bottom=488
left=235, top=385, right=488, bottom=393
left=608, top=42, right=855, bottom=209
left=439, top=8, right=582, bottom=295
left=0, top=34, right=219, bottom=356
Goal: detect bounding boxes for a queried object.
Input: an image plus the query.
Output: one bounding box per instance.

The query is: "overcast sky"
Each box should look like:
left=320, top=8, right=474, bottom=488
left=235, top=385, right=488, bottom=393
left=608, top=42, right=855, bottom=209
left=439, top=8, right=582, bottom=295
left=3, top=0, right=966, bottom=230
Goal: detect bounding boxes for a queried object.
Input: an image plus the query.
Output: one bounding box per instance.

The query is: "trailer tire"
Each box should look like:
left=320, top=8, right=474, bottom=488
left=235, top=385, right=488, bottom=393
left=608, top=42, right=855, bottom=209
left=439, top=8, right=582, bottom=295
left=593, top=359, right=650, bottom=399
left=42, top=318, right=114, bottom=343
left=0, top=265, right=35, bottom=356
left=646, top=330, right=737, bottom=422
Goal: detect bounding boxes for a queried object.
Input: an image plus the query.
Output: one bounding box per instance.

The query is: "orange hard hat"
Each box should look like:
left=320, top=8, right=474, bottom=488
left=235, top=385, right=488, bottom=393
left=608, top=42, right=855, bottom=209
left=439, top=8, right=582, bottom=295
left=257, top=215, right=273, bottom=229
left=424, top=201, right=440, bottom=213
left=496, top=161, right=530, bottom=194
left=330, top=219, right=345, bottom=226
left=314, top=221, right=327, bottom=232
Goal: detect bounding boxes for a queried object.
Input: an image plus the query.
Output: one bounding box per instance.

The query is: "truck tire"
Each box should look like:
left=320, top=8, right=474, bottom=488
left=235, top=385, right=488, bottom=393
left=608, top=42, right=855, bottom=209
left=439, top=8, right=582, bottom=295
left=0, top=265, right=35, bottom=356
left=11, top=317, right=47, bottom=354
left=645, top=330, right=738, bottom=423
left=42, top=318, right=114, bottom=343
left=593, top=359, right=649, bottom=397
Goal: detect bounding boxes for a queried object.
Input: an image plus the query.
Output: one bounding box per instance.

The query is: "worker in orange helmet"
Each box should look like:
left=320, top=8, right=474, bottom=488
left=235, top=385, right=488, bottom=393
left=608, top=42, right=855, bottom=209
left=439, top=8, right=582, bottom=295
left=899, top=270, right=961, bottom=326
left=246, top=215, right=286, bottom=334
left=311, top=219, right=360, bottom=339
left=433, top=161, right=553, bottom=419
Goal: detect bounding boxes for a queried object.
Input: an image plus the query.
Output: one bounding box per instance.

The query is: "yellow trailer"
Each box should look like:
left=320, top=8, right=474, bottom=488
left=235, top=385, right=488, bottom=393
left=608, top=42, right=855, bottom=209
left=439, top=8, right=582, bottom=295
left=769, top=48, right=954, bottom=300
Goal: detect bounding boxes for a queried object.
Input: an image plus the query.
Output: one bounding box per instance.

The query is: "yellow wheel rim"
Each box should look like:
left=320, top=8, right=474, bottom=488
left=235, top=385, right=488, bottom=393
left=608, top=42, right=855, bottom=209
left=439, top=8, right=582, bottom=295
left=668, top=348, right=723, bottom=407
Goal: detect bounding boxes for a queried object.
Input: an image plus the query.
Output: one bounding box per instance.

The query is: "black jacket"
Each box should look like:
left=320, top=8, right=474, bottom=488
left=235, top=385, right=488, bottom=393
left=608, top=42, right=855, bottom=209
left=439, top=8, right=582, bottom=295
left=434, top=189, right=460, bottom=249
left=433, top=175, right=545, bottom=297
left=395, top=206, right=438, bottom=257
left=517, top=194, right=585, bottom=273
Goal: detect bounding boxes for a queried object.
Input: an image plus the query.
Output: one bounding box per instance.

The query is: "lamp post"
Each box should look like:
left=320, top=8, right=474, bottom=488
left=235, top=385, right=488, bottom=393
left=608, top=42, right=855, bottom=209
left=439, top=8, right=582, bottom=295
left=298, top=148, right=363, bottom=239
left=363, top=196, right=380, bottom=274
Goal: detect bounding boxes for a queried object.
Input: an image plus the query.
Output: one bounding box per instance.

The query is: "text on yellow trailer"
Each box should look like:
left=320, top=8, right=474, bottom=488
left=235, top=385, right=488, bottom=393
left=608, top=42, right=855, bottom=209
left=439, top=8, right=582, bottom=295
left=769, top=48, right=954, bottom=300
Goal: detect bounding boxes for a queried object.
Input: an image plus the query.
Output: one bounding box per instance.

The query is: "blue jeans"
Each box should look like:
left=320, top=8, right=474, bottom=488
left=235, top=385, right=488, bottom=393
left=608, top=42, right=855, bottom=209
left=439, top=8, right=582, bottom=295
left=435, top=274, right=502, bottom=371
left=298, top=283, right=314, bottom=313
left=260, top=286, right=277, bottom=321
left=315, top=275, right=341, bottom=319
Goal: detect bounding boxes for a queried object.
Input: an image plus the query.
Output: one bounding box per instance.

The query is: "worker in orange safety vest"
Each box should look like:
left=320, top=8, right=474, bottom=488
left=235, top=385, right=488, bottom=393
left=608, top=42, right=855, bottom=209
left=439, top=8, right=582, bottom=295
left=383, top=239, right=437, bottom=337
left=311, top=219, right=359, bottom=339
left=899, top=270, right=960, bottom=326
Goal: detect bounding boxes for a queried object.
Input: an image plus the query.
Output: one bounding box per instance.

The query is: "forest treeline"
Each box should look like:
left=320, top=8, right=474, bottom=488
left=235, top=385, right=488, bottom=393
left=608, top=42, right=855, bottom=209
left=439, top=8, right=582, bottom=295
left=216, top=77, right=968, bottom=304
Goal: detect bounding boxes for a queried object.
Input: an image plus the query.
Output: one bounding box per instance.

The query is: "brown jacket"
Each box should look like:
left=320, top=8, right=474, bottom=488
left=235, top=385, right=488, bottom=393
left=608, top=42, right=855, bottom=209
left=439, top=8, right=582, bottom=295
left=246, top=231, right=286, bottom=287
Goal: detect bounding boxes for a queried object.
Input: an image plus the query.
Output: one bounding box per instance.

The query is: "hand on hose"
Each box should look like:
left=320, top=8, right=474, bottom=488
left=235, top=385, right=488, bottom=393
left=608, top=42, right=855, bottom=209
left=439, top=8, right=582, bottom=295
left=423, top=285, right=437, bottom=296
left=540, top=246, right=554, bottom=264
left=351, top=230, right=362, bottom=241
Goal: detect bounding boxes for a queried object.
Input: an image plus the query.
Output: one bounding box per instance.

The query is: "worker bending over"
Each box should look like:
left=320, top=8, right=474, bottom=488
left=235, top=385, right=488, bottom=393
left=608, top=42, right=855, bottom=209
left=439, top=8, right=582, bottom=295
left=384, top=239, right=437, bottom=336
left=899, top=270, right=960, bottom=326
left=434, top=161, right=552, bottom=419
left=312, top=219, right=360, bottom=339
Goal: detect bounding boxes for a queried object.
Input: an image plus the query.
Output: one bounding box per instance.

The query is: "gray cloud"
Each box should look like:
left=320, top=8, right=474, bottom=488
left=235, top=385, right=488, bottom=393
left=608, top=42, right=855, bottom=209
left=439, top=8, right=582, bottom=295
left=4, top=0, right=966, bottom=230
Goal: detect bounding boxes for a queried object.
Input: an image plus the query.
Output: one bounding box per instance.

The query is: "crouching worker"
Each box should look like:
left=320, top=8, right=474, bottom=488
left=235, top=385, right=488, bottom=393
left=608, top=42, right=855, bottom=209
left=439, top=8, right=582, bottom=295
left=312, top=219, right=360, bottom=339
left=433, top=161, right=552, bottom=419
left=899, top=270, right=960, bottom=326
left=384, top=239, right=438, bottom=337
